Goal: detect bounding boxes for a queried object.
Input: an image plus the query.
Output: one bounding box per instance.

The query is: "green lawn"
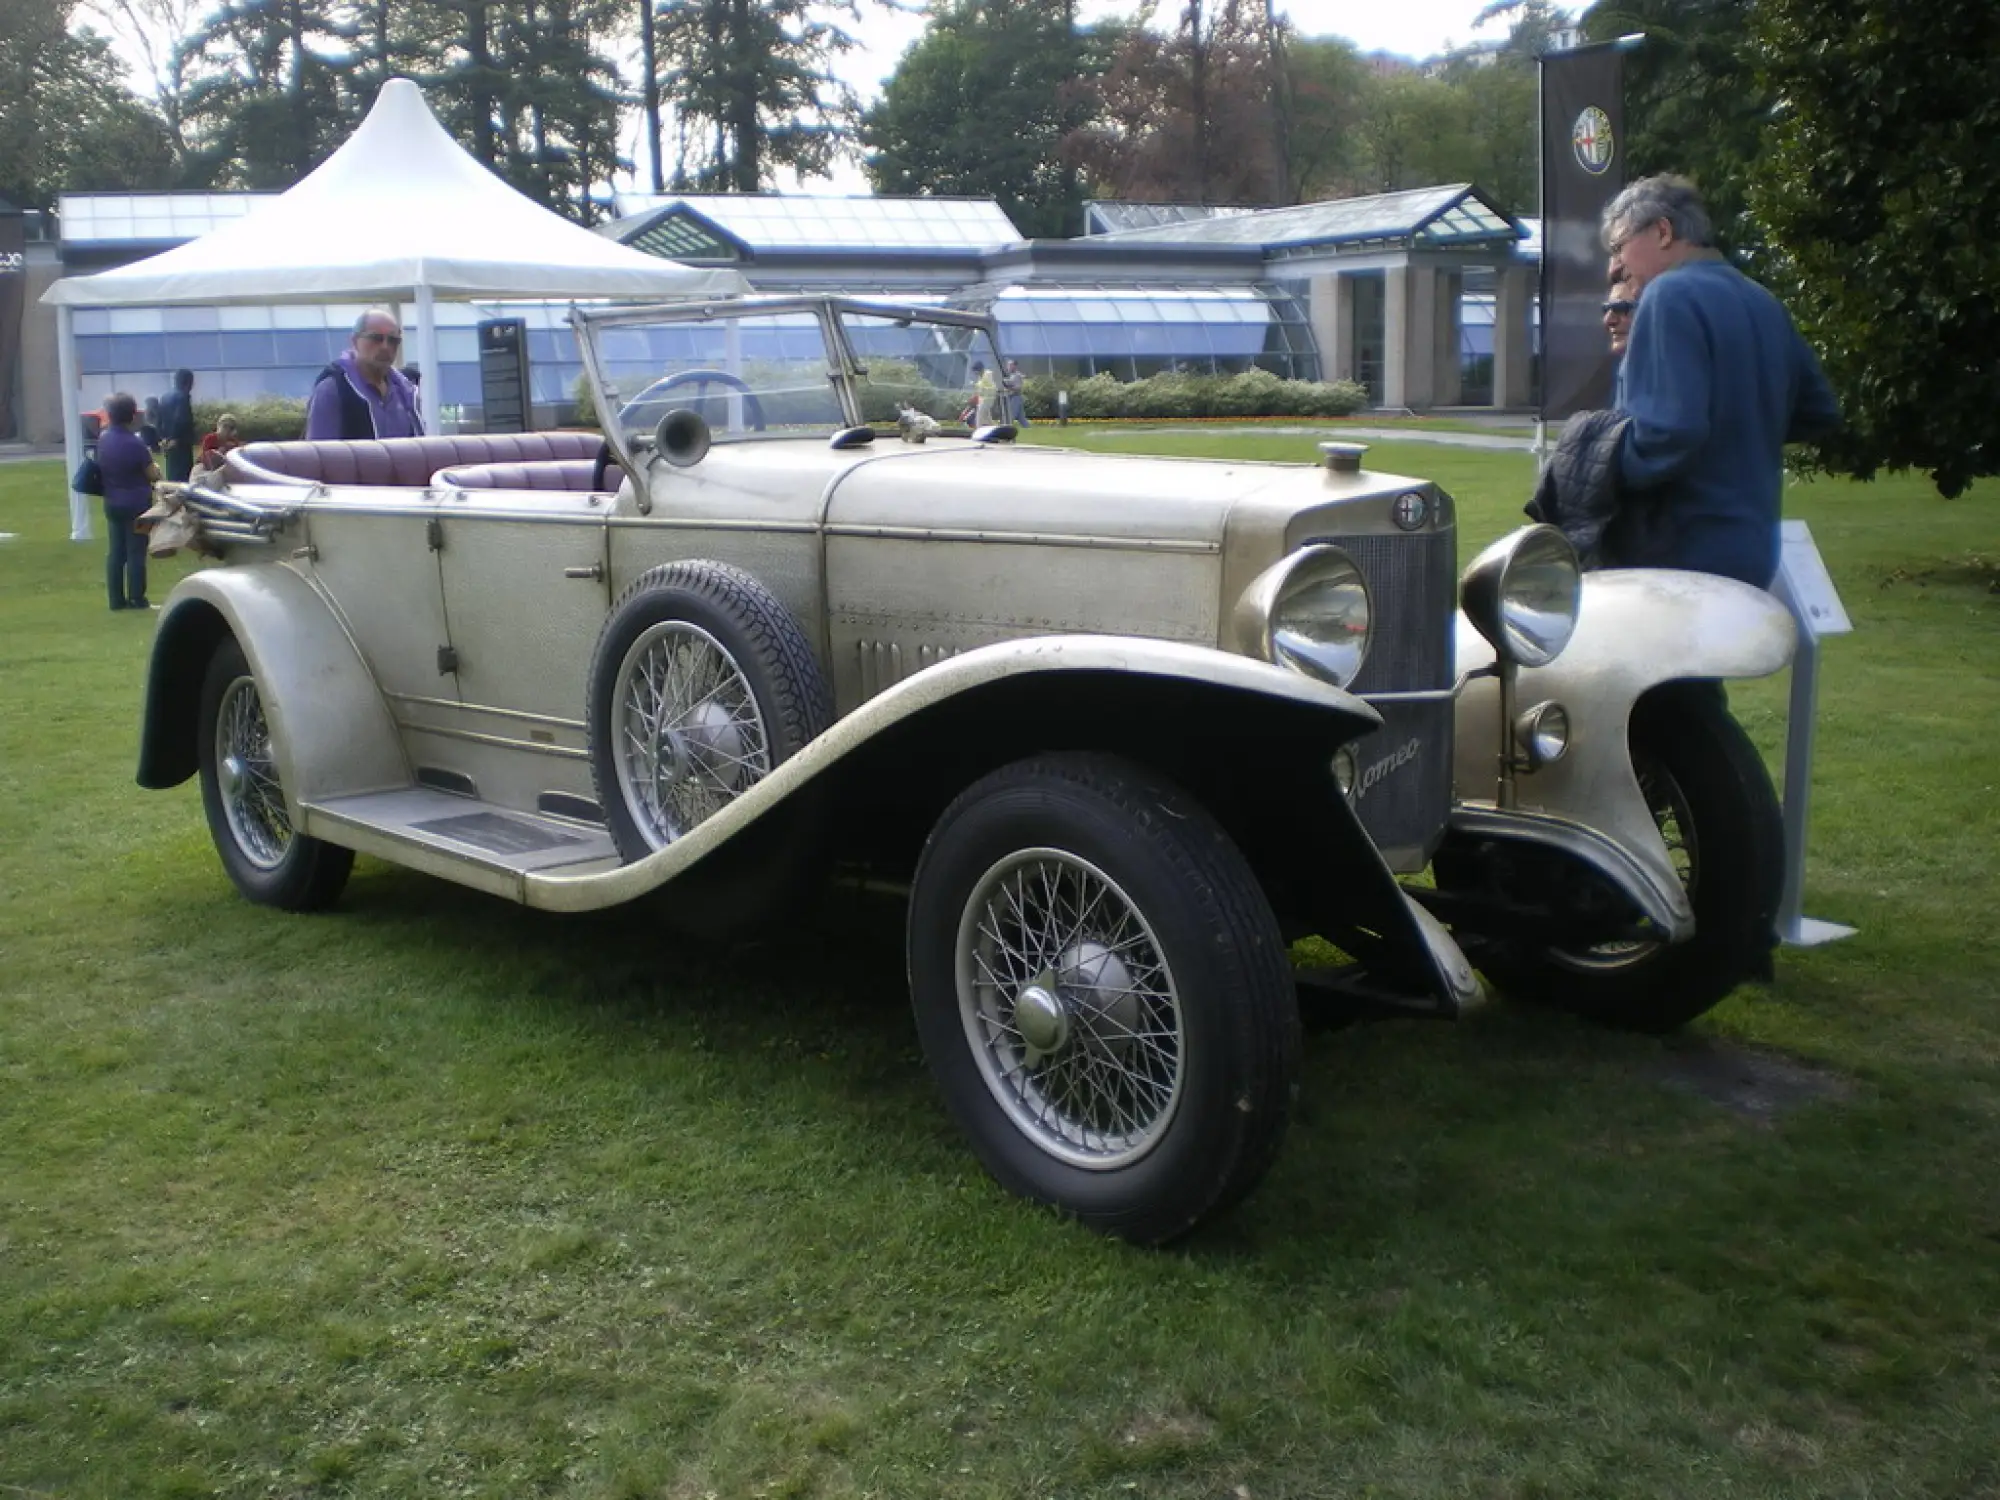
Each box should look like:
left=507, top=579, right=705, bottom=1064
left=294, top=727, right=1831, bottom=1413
left=1, top=445, right=1995, bottom=1499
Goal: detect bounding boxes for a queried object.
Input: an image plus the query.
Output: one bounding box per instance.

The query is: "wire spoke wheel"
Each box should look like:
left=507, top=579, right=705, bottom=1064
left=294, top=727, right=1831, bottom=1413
left=612, top=620, right=771, bottom=849
left=215, top=672, right=294, bottom=870
left=957, top=848, right=1185, bottom=1170
left=1549, top=756, right=1695, bottom=973
left=196, top=637, right=352, bottom=911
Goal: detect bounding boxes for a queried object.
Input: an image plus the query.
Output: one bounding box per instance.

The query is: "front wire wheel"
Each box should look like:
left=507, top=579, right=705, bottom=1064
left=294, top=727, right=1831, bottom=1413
left=611, top=619, right=772, bottom=848
left=196, top=637, right=354, bottom=910
left=958, top=848, right=1185, bottom=1170
left=1548, top=755, right=1695, bottom=974
left=1477, top=682, right=1784, bottom=1032
left=910, top=753, right=1299, bottom=1244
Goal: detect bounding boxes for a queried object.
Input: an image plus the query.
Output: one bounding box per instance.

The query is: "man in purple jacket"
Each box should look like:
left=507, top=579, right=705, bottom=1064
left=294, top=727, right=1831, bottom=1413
left=1603, top=175, right=1840, bottom=588
left=304, top=309, right=425, bottom=441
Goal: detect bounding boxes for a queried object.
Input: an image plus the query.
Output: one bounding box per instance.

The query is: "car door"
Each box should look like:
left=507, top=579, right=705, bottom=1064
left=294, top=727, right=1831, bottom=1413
left=425, top=485, right=613, bottom=813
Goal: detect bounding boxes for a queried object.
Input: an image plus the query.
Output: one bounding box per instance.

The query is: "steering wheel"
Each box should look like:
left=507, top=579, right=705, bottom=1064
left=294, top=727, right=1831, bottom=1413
left=622, top=369, right=767, bottom=433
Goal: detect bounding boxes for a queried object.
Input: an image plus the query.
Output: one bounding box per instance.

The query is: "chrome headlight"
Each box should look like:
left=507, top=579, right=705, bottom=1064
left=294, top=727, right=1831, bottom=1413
left=1234, top=544, right=1372, bottom=688
left=1460, top=525, right=1581, bottom=668
left=1514, top=700, right=1570, bottom=768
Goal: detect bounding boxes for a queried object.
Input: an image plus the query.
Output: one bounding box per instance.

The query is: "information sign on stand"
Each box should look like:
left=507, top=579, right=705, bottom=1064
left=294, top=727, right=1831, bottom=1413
left=477, top=318, right=532, bottom=434
left=1768, top=519, right=1856, bottom=946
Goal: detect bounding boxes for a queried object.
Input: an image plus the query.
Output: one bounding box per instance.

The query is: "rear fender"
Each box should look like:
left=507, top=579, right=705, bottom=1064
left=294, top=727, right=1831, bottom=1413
left=1450, top=569, right=1796, bottom=924
left=138, top=566, right=407, bottom=815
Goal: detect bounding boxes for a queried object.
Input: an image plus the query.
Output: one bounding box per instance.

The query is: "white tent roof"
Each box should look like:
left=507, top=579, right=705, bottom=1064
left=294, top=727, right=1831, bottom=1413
left=42, top=78, right=747, bottom=307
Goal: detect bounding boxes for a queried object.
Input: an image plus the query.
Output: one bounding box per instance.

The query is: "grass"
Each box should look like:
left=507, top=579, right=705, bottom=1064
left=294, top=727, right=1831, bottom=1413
left=2, top=443, right=1996, bottom=1499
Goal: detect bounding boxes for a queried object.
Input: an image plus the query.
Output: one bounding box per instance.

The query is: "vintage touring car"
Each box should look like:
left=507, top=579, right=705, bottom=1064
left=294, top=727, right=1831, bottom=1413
left=139, top=296, right=1797, bottom=1242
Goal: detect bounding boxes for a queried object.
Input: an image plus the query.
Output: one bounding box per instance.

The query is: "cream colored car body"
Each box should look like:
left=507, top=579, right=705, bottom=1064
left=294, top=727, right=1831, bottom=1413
left=1450, top=569, right=1798, bottom=938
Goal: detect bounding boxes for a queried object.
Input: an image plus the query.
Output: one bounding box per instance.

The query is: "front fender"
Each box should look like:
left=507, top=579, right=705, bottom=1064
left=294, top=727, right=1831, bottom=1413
left=527, top=634, right=1480, bottom=1012
left=138, top=565, right=407, bottom=814
left=1450, top=569, right=1796, bottom=925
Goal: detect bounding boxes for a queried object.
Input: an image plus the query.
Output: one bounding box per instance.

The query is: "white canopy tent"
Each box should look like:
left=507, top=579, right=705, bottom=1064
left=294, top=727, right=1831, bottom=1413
left=43, top=78, right=747, bottom=538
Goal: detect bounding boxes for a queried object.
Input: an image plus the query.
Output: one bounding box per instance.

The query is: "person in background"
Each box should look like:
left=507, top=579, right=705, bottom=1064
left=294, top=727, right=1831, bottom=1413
left=1603, top=274, right=1638, bottom=405
left=96, top=391, right=160, bottom=611
left=138, top=395, right=163, bottom=454
left=969, top=360, right=999, bottom=426
left=1602, top=173, right=1840, bottom=588
left=156, top=368, right=198, bottom=482
left=198, top=412, right=243, bottom=472
left=1001, top=359, right=1028, bottom=426
left=304, top=309, right=425, bottom=440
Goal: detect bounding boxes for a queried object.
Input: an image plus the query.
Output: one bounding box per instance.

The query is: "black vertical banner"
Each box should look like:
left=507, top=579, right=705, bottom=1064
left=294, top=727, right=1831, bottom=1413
left=1539, top=41, right=1626, bottom=420
left=0, top=204, right=24, bottom=442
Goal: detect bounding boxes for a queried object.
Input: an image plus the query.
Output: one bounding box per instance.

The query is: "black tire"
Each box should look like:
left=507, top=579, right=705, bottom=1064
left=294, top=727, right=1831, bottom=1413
left=908, top=752, right=1301, bottom=1245
left=586, top=560, right=832, bottom=863
left=1483, top=682, right=1785, bottom=1033
left=196, top=637, right=354, bottom=911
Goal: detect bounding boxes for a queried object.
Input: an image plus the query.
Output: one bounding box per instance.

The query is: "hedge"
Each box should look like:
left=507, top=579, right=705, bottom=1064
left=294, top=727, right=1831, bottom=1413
left=1020, top=370, right=1368, bottom=422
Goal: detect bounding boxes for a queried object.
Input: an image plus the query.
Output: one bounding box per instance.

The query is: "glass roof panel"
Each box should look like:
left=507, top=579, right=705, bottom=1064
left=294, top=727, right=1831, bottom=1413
left=610, top=193, right=1021, bottom=252
left=1087, top=185, right=1523, bottom=252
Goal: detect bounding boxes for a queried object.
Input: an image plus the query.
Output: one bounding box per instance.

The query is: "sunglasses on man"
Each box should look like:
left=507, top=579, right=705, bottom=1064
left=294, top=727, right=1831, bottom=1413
left=1601, top=299, right=1636, bottom=317
left=359, top=331, right=403, bottom=348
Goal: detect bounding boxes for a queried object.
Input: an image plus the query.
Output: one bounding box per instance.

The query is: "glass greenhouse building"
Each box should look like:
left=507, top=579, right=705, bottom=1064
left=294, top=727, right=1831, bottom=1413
left=26, top=184, right=1535, bottom=441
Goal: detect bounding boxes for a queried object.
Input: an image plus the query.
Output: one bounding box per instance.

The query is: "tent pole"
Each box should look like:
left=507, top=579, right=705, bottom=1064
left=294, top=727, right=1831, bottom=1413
left=57, top=303, right=90, bottom=541
left=414, top=284, right=441, bottom=433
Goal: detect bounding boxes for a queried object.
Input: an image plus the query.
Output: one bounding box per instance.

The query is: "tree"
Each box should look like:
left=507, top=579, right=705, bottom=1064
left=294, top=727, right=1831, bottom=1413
left=1578, top=0, right=1767, bottom=255
left=0, top=7, right=174, bottom=211
left=1749, top=0, right=2000, bottom=497
left=1347, top=71, right=1471, bottom=194
left=1070, top=0, right=1285, bottom=204
left=174, top=0, right=346, bottom=188
left=79, top=0, right=208, bottom=163
left=652, top=0, right=863, bottom=191
left=1280, top=36, right=1369, bottom=201
left=861, top=0, right=1100, bottom=238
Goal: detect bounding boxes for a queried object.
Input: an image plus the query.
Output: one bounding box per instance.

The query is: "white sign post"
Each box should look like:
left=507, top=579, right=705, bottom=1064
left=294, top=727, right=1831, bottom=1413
left=1769, top=519, right=1857, bottom=946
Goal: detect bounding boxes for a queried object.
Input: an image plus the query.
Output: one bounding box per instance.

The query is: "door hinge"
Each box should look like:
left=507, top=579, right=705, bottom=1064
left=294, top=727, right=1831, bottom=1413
left=563, top=562, right=605, bottom=582
left=437, top=645, right=459, bottom=675
left=426, top=517, right=444, bottom=551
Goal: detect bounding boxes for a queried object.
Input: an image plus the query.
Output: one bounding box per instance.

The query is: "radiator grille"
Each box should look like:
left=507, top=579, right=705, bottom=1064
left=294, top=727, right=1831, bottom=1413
left=1316, top=529, right=1457, bottom=694
left=1312, top=527, right=1459, bottom=863
left=1346, top=697, right=1457, bottom=866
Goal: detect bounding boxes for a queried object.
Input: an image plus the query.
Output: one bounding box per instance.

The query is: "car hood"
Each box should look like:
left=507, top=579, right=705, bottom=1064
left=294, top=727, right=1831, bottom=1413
left=823, top=441, right=1402, bottom=546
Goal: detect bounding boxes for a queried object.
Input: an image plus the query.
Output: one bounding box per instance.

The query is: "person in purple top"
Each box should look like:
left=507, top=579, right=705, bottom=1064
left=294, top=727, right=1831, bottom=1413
left=304, top=308, right=426, bottom=441
left=96, top=391, right=161, bottom=611
left=1603, top=174, right=1840, bottom=588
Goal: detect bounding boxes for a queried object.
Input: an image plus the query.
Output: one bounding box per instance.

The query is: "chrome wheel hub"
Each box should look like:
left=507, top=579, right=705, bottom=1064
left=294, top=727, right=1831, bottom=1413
left=613, top=620, right=771, bottom=849
left=215, top=676, right=293, bottom=870
left=956, top=849, right=1184, bottom=1171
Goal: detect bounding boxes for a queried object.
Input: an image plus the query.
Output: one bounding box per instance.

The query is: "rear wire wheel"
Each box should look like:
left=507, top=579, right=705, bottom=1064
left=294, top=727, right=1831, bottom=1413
left=196, top=637, right=354, bottom=910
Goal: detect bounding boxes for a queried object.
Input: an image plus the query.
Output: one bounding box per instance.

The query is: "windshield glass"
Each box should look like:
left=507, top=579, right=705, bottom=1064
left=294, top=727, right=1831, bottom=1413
left=593, top=309, right=846, bottom=452
left=839, top=309, right=1004, bottom=428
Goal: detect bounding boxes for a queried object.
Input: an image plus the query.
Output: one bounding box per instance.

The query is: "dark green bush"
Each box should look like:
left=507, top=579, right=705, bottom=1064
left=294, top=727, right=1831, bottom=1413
left=1041, top=370, right=1370, bottom=422
left=191, top=397, right=307, bottom=443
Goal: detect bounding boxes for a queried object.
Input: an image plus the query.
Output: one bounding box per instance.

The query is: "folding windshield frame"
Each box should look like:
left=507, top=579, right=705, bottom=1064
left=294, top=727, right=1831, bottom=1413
left=571, top=295, right=1005, bottom=471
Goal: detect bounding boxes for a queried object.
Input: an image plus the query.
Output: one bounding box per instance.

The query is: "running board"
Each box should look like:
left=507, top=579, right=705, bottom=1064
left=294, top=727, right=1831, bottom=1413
left=302, top=787, right=623, bottom=902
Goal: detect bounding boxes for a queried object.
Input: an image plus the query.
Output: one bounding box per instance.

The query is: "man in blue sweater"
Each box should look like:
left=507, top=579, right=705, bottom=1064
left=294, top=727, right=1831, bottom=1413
left=1602, top=175, right=1840, bottom=587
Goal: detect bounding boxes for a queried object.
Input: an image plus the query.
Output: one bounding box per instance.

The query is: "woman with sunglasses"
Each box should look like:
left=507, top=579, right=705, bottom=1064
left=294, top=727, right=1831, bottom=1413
left=304, top=308, right=426, bottom=440
left=1603, top=277, right=1638, bottom=404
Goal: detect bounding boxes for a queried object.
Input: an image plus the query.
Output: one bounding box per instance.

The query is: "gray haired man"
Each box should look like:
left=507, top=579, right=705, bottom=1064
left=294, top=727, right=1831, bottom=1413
left=1602, top=174, right=1839, bottom=586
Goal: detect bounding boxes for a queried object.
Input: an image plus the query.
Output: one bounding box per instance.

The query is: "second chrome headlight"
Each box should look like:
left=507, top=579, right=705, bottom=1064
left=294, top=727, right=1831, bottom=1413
left=1234, top=544, right=1372, bottom=688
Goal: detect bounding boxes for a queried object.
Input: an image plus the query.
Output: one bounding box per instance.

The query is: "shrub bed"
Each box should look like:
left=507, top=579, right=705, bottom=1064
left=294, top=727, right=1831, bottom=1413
left=1021, top=370, right=1368, bottom=422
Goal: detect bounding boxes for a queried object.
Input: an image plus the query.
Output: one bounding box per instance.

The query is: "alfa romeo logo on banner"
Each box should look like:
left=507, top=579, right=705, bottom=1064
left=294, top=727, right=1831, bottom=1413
left=1572, top=106, right=1614, bottom=175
